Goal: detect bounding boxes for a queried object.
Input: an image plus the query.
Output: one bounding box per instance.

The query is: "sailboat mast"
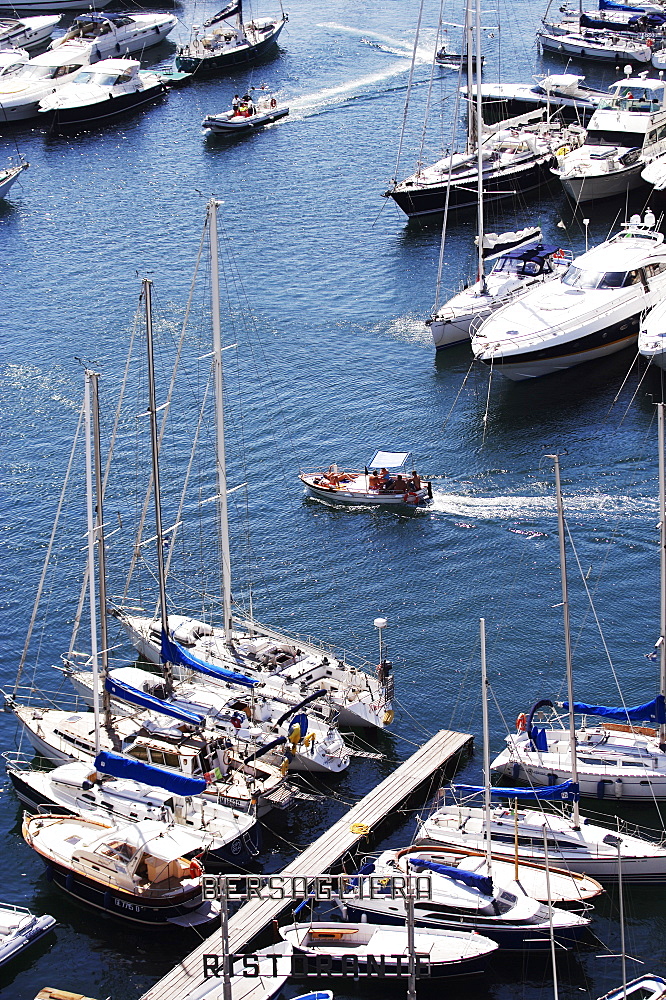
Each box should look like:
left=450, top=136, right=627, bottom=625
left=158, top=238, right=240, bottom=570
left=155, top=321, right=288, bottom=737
left=474, top=0, right=486, bottom=290
left=208, top=198, right=233, bottom=643
left=657, top=403, right=666, bottom=747
left=84, top=370, right=101, bottom=754
left=144, top=278, right=173, bottom=696
left=90, top=371, right=111, bottom=722
left=480, top=617, right=493, bottom=869
left=465, top=0, right=474, bottom=153
left=551, top=454, right=580, bottom=829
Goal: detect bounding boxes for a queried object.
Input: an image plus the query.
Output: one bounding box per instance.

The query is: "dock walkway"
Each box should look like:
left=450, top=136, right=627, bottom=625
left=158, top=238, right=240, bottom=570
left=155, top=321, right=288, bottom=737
left=139, top=727, right=472, bottom=1000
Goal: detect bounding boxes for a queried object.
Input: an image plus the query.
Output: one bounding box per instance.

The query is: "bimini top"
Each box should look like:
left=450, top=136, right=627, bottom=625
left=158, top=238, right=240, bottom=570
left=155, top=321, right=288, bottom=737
left=87, top=818, right=202, bottom=862
left=503, top=243, right=559, bottom=262
left=368, top=450, right=413, bottom=470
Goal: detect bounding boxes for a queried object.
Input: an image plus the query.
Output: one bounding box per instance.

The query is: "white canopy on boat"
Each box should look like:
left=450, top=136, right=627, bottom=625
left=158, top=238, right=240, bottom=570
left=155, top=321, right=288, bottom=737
left=90, top=819, right=202, bottom=861
left=368, top=450, right=412, bottom=469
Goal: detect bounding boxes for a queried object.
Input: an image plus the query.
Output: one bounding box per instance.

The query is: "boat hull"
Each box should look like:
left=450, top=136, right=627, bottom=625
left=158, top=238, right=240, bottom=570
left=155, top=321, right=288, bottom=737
left=558, top=163, right=645, bottom=203
left=203, top=106, right=288, bottom=133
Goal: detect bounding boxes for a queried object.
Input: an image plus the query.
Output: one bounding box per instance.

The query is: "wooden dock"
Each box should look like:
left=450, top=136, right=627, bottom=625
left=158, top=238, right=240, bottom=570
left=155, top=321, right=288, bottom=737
left=138, top=727, right=472, bottom=1000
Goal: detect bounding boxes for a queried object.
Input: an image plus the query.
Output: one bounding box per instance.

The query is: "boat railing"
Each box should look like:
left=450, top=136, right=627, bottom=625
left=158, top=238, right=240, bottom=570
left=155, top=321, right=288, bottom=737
left=233, top=613, right=378, bottom=675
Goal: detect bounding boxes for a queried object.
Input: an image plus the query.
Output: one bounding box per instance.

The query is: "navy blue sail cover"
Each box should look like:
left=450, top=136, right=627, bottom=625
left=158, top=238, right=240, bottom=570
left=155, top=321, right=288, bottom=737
left=451, top=780, right=580, bottom=802
left=95, top=749, right=207, bottom=795
left=161, top=630, right=259, bottom=689
left=562, top=695, right=665, bottom=724
left=104, top=675, right=204, bottom=726
left=408, top=858, right=493, bottom=897
left=203, top=1, right=240, bottom=26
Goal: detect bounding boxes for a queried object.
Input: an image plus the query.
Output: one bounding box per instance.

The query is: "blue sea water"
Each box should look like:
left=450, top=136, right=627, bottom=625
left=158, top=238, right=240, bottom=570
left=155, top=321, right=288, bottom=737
left=2, top=0, right=666, bottom=996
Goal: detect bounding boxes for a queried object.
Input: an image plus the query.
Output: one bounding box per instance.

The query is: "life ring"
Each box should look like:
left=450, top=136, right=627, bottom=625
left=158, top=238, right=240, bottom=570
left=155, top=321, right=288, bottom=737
left=222, top=749, right=232, bottom=766
left=189, top=858, right=203, bottom=879
left=556, top=145, right=571, bottom=157
left=516, top=712, right=528, bottom=732
left=270, top=97, right=277, bottom=108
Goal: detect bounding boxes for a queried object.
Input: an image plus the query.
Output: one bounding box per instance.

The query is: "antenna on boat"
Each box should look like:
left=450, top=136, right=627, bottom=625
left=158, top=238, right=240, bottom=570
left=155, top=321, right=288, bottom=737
left=207, top=197, right=233, bottom=644
left=143, top=277, right=173, bottom=697
left=479, top=618, right=493, bottom=871
left=549, top=454, right=581, bottom=830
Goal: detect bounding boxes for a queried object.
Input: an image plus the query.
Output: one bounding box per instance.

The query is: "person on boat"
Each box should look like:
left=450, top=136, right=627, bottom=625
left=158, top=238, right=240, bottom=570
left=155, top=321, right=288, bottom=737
left=232, top=93, right=240, bottom=114
left=379, top=467, right=393, bottom=490
left=394, top=474, right=407, bottom=492
left=409, top=470, right=421, bottom=490
left=368, top=471, right=380, bottom=490
left=243, top=93, right=254, bottom=116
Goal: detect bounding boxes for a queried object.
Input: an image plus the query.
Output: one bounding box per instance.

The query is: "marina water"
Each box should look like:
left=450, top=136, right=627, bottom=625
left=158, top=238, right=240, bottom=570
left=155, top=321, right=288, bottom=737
left=2, top=0, right=666, bottom=995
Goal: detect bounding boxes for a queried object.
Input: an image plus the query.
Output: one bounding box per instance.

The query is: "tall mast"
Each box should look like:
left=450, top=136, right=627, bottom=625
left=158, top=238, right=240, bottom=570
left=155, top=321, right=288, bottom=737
left=465, top=0, right=474, bottom=153
left=474, top=0, right=486, bottom=292
left=658, top=403, right=666, bottom=748
left=550, top=454, right=580, bottom=829
left=480, top=617, right=493, bottom=869
left=144, top=278, right=173, bottom=696
left=90, top=371, right=111, bottom=722
left=208, top=198, right=233, bottom=643
left=84, top=371, right=101, bottom=754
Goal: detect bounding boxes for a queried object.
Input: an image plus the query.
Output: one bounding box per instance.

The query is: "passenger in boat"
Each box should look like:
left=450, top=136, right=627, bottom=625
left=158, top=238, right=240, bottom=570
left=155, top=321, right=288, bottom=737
left=368, top=471, right=380, bottom=490
left=409, top=470, right=422, bottom=490
left=243, top=93, right=254, bottom=116
left=394, top=474, right=407, bottom=492
left=232, top=93, right=240, bottom=114
left=379, top=467, right=393, bottom=490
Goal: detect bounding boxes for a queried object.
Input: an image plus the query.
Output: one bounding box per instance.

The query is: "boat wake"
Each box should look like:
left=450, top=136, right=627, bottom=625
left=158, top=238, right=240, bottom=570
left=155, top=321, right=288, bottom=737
left=428, top=489, right=654, bottom=523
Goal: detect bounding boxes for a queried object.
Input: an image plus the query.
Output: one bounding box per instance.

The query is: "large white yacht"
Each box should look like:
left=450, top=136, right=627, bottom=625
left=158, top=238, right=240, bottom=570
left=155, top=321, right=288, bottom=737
left=0, top=43, right=92, bottom=123
left=49, top=12, right=177, bottom=60
left=471, top=213, right=666, bottom=380
left=552, top=73, right=666, bottom=203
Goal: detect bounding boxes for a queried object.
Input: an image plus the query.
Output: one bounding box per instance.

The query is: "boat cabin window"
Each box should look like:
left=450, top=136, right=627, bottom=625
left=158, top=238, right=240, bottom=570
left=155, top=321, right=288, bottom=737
left=148, top=748, right=181, bottom=769
left=128, top=745, right=149, bottom=762
left=562, top=266, right=640, bottom=289
left=644, top=262, right=666, bottom=277
left=604, top=85, right=665, bottom=112
left=586, top=129, right=647, bottom=148
left=0, top=60, right=26, bottom=78
left=492, top=257, right=545, bottom=277
left=99, top=839, right=136, bottom=862
left=53, top=64, right=83, bottom=78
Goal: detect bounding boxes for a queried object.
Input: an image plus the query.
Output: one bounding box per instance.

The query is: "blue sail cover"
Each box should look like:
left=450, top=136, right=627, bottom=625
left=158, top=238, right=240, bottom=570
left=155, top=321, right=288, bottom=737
left=408, top=858, right=493, bottom=897
left=95, top=750, right=207, bottom=796
left=161, top=630, right=259, bottom=689
left=452, top=780, right=580, bottom=802
left=104, top=676, right=204, bottom=727
left=203, top=1, right=240, bottom=26
left=562, top=695, right=665, bottom=724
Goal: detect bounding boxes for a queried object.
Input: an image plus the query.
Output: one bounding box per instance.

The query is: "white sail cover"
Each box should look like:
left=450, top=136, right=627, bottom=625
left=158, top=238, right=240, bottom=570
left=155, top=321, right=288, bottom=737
left=368, top=450, right=412, bottom=469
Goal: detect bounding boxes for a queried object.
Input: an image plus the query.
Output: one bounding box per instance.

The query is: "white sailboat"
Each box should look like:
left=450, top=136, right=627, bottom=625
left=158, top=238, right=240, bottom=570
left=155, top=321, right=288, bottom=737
left=492, top=440, right=666, bottom=800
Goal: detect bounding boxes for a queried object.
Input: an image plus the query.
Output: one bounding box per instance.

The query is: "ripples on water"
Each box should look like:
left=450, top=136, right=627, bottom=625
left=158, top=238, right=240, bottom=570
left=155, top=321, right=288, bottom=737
left=2, top=0, right=666, bottom=995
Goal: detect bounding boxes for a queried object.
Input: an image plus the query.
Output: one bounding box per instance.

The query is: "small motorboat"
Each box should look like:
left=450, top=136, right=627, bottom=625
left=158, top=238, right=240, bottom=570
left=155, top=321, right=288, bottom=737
left=0, top=14, right=61, bottom=50
left=598, top=976, right=666, bottom=1000
left=49, top=12, right=177, bottom=61
left=0, top=902, right=55, bottom=968
left=22, top=812, right=221, bottom=926
left=435, top=43, right=483, bottom=70
left=281, top=920, right=499, bottom=978
left=202, top=88, right=288, bottom=133
left=300, top=450, right=432, bottom=508
left=0, top=156, right=28, bottom=198
left=38, top=58, right=167, bottom=127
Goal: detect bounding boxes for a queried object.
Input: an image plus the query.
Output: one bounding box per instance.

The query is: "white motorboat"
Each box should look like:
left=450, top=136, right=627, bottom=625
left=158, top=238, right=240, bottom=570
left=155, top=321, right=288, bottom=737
left=538, top=27, right=652, bottom=64
left=203, top=89, right=288, bottom=133
left=22, top=813, right=220, bottom=926
left=0, top=43, right=92, bottom=124
left=281, top=920, right=499, bottom=978
left=340, top=848, right=591, bottom=951
left=299, top=449, right=431, bottom=508
left=0, top=14, right=60, bottom=50
left=385, top=113, right=584, bottom=217
left=598, top=976, right=666, bottom=1000
left=467, top=74, right=608, bottom=124
left=639, top=293, right=666, bottom=367
left=0, top=902, right=55, bottom=968
left=175, top=0, right=286, bottom=76
left=66, top=662, right=351, bottom=775
left=428, top=241, right=572, bottom=350
left=0, top=156, right=28, bottom=198
left=49, top=12, right=177, bottom=60
left=471, top=213, right=666, bottom=380
left=38, top=59, right=167, bottom=127
left=552, top=74, right=666, bottom=203
left=416, top=791, right=666, bottom=882
left=7, top=754, right=261, bottom=866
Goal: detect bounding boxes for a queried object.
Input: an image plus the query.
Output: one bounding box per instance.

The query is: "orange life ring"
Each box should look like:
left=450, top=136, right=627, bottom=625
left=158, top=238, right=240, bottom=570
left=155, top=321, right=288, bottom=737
left=516, top=712, right=528, bottom=732
left=189, top=858, right=203, bottom=879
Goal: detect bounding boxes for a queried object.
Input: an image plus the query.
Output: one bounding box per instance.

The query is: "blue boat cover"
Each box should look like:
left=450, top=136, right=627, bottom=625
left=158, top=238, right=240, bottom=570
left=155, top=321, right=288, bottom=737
left=94, top=749, right=207, bottom=795
left=104, top=676, right=204, bottom=726
left=161, top=630, right=259, bottom=689
left=408, top=858, right=493, bottom=896
left=532, top=725, right=549, bottom=752
left=562, top=695, right=665, bottom=724
left=452, top=780, right=580, bottom=802
left=504, top=244, right=559, bottom=261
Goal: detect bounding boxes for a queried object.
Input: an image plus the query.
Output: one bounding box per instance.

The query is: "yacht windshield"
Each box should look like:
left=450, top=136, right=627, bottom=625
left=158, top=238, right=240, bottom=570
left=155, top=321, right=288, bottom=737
left=19, top=64, right=59, bottom=81
left=562, top=266, right=641, bottom=289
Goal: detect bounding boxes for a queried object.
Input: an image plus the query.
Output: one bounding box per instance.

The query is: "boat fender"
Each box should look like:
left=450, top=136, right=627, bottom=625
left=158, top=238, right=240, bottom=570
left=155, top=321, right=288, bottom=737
left=270, top=97, right=277, bottom=107
left=280, top=757, right=290, bottom=776
left=65, top=872, right=75, bottom=891
left=516, top=712, right=528, bottom=732
left=596, top=780, right=606, bottom=799
left=383, top=709, right=394, bottom=725
left=115, top=42, right=120, bottom=52
left=222, top=749, right=232, bottom=766
left=189, top=858, right=203, bottom=879
left=512, top=762, right=521, bottom=780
